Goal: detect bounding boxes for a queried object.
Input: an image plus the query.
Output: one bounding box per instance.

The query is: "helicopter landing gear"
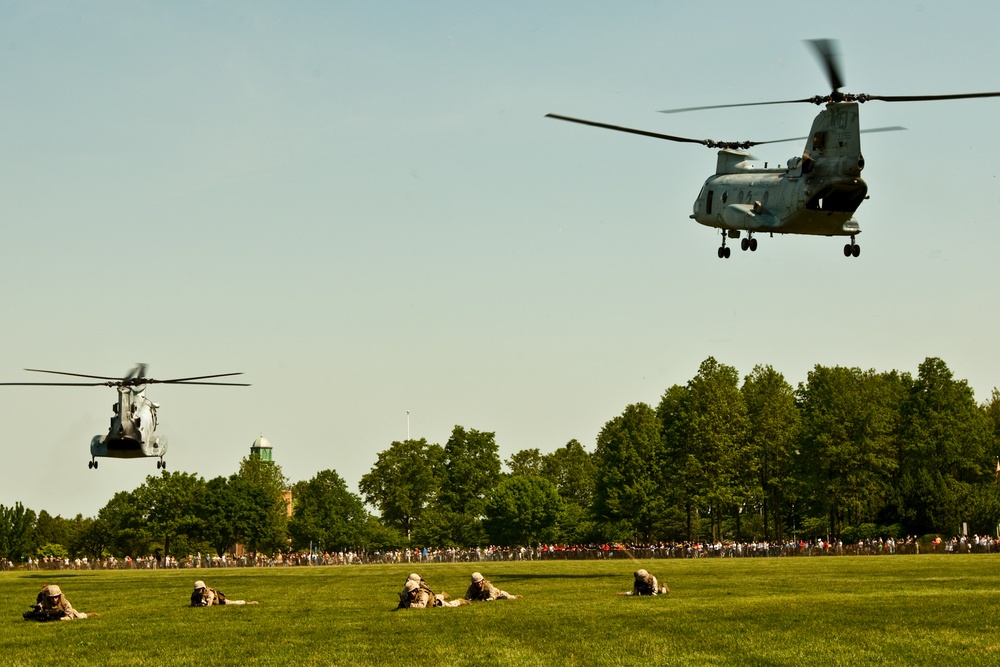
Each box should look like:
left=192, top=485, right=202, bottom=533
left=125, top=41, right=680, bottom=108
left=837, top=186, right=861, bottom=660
left=741, top=235, right=758, bottom=252
left=717, top=233, right=731, bottom=259
left=156, top=459, right=166, bottom=470
left=88, top=459, right=98, bottom=469
left=843, top=236, right=860, bottom=258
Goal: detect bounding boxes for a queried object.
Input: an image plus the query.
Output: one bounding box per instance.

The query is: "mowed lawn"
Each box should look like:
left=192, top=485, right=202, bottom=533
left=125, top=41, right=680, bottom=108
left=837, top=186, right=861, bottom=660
left=2, top=555, right=999, bottom=666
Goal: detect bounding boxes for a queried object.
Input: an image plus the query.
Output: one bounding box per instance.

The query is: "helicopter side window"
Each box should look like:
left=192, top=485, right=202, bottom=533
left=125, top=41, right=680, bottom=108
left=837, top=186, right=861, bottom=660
left=762, top=191, right=769, bottom=206
left=721, top=191, right=728, bottom=204
left=705, top=190, right=714, bottom=215
left=812, top=132, right=825, bottom=150
left=738, top=190, right=744, bottom=203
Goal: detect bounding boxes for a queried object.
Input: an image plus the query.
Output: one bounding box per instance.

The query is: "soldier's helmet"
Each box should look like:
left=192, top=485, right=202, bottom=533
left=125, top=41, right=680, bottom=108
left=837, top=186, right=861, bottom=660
left=46, top=584, right=62, bottom=597
left=408, top=573, right=421, bottom=582
left=194, top=580, right=206, bottom=590
left=634, top=569, right=649, bottom=579
left=471, top=572, right=484, bottom=582
left=403, top=579, right=420, bottom=593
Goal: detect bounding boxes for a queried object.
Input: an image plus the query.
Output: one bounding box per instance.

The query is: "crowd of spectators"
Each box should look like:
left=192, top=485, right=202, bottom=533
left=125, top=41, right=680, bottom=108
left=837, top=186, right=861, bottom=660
left=8, top=534, right=1000, bottom=571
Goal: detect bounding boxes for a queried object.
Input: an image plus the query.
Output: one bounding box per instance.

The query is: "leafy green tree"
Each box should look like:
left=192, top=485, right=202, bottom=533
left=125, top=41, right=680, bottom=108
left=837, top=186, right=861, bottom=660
left=289, top=469, right=369, bottom=552
left=133, top=471, right=208, bottom=557
left=438, top=426, right=501, bottom=518
left=235, top=453, right=290, bottom=554
left=593, top=402, right=663, bottom=541
left=895, top=358, right=991, bottom=534
left=359, top=438, right=444, bottom=539
left=90, top=491, right=149, bottom=557
left=507, top=448, right=544, bottom=477
left=483, top=475, right=562, bottom=546
left=0, top=502, right=36, bottom=561
left=742, top=365, right=799, bottom=541
left=796, top=366, right=902, bottom=535
left=540, top=440, right=596, bottom=508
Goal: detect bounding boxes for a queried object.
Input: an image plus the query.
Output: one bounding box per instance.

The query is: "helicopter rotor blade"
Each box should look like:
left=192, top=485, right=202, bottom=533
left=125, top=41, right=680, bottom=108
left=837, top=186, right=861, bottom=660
left=752, top=125, right=908, bottom=146
left=861, top=92, right=1000, bottom=103
left=546, top=114, right=759, bottom=150
left=807, top=38, right=844, bottom=94
left=23, top=368, right=122, bottom=381
left=0, top=381, right=110, bottom=386
left=147, top=372, right=246, bottom=384
left=158, top=380, right=251, bottom=386
left=659, top=98, right=819, bottom=114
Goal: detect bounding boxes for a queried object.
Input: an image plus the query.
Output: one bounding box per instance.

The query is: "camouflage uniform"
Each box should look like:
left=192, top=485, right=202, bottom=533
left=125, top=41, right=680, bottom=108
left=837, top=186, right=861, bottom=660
left=28, top=584, right=88, bottom=620
left=191, top=580, right=254, bottom=606
left=397, top=574, right=466, bottom=609
left=624, top=569, right=669, bottom=596
left=464, top=572, right=520, bottom=601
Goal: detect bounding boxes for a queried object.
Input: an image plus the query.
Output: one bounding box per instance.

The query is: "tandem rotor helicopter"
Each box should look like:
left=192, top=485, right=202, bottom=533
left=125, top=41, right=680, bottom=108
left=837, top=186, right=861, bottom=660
left=547, top=39, right=1000, bottom=258
left=0, top=365, right=248, bottom=469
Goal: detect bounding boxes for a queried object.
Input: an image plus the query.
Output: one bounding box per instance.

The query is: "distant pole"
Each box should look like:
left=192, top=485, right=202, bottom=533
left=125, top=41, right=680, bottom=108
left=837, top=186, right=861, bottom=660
left=407, top=411, right=410, bottom=440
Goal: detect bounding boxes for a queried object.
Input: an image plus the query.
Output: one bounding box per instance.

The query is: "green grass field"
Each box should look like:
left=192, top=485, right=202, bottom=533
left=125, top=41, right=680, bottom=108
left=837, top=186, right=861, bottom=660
left=2, top=555, right=999, bottom=666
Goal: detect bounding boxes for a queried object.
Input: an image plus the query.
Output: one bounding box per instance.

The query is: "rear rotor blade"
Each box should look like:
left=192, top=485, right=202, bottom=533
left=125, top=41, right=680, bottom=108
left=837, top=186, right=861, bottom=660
left=24, top=368, right=121, bottom=381
left=863, top=92, right=1000, bottom=103
left=807, top=38, right=844, bottom=93
left=0, top=381, right=109, bottom=386
left=150, top=372, right=246, bottom=384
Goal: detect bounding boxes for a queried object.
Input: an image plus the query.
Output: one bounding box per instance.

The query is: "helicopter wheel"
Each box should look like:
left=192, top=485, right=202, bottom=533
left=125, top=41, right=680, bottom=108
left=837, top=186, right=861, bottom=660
left=740, top=238, right=749, bottom=251
left=724, top=246, right=731, bottom=258
left=749, top=238, right=758, bottom=252
left=844, top=244, right=852, bottom=257
left=93, top=460, right=98, bottom=469
left=88, top=461, right=93, bottom=469
left=717, top=246, right=724, bottom=259
left=851, top=244, right=860, bottom=257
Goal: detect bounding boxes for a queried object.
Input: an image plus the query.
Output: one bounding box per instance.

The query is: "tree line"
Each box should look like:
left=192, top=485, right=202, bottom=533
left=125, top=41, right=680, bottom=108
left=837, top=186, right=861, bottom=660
left=2, top=356, right=999, bottom=561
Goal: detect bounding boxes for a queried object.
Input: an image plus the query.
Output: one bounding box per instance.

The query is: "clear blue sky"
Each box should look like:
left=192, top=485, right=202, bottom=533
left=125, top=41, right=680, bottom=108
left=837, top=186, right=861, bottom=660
left=3, top=1, right=999, bottom=518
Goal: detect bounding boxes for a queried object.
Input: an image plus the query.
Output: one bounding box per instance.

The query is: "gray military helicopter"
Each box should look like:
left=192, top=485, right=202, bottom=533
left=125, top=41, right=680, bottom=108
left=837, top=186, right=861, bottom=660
left=547, top=39, right=1000, bottom=258
left=0, top=365, right=248, bottom=469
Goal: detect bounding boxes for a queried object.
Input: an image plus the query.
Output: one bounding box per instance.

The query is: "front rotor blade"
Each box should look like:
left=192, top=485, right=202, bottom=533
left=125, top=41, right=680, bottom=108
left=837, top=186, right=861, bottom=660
left=547, top=114, right=710, bottom=145
left=659, top=98, right=818, bottom=114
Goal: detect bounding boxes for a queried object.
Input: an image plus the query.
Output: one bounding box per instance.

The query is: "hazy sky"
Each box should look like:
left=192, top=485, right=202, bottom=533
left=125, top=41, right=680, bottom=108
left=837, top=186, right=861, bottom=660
left=3, top=1, right=1000, bottom=518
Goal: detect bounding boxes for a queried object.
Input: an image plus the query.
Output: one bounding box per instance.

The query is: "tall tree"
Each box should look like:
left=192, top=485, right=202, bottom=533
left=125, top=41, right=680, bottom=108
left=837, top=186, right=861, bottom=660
left=133, top=471, right=208, bottom=557
left=742, top=365, right=799, bottom=541
left=796, top=366, right=902, bottom=535
left=289, top=469, right=369, bottom=552
left=359, top=438, right=444, bottom=540
left=437, top=426, right=501, bottom=519
left=483, top=476, right=562, bottom=546
left=0, top=502, right=36, bottom=561
left=593, top=402, right=663, bottom=541
left=507, top=448, right=544, bottom=477
left=234, top=454, right=290, bottom=554
left=896, top=357, right=990, bottom=534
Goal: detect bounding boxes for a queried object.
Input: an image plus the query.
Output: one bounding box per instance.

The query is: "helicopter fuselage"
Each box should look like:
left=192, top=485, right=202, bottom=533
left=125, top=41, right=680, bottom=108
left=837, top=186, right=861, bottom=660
left=691, top=101, right=868, bottom=240
left=89, top=385, right=167, bottom=465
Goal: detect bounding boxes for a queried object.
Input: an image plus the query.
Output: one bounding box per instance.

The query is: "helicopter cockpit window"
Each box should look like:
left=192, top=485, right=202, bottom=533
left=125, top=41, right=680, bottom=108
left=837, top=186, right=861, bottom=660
left=721, top=191, right=728, bottom=204
left=812, top=132, right=825, bottom=150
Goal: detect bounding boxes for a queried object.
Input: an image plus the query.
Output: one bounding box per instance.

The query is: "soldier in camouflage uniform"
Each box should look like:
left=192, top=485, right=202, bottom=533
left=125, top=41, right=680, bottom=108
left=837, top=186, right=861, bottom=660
left=23, top=584, right=89, bottom=621
left=464, top=572, right=521, bottom=601
left=396, top=573, right=468, bottom=609
left=190, top=580, right=259, bottom=606
left=620, top=568, right=669, bottom=596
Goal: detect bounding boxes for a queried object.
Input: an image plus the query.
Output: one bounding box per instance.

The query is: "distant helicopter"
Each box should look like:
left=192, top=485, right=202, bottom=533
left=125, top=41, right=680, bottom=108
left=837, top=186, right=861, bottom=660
left=547, top=39, right=1000, bottom=258
left=0, top=365, right=248, bottom=469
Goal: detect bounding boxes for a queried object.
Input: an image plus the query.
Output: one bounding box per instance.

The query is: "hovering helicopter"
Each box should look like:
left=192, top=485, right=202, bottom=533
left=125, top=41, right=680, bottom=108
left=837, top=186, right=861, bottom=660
left=547, top=39, right=1000, bottom=258
left=0, top=365, right=248, bottom=469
